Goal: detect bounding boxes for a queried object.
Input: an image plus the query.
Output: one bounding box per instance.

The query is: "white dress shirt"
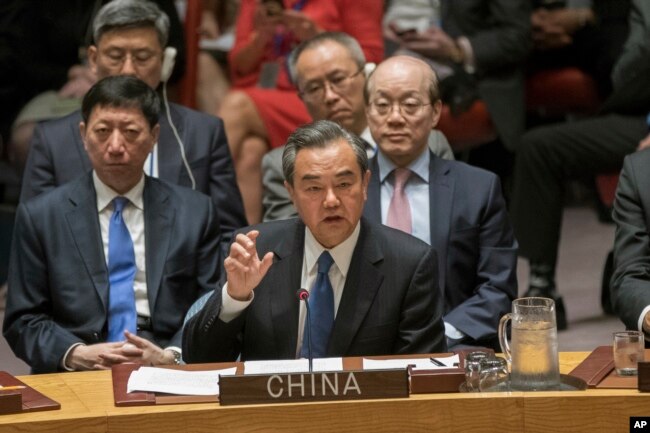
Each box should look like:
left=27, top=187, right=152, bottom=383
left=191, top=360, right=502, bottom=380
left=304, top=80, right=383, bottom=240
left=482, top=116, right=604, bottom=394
left=638, top=305, right=650, bottom=341
left=94, top=172, right=150, bottom=318
left=377, top=149, right=465, bottom=341
left=377, top=148, right=431, bottom=245
left=62, top=171, right=176, bottom=370
left=144, top=144, right=158, bottom=178
left=219, top=223, right=361, bottom=357
left=360, top=127, right=377, bottom=159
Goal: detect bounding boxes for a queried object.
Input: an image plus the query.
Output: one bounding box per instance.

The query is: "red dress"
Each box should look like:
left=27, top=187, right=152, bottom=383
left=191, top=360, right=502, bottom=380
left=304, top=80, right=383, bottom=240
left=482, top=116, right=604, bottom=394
left=229, top=0, right=383, bottom=148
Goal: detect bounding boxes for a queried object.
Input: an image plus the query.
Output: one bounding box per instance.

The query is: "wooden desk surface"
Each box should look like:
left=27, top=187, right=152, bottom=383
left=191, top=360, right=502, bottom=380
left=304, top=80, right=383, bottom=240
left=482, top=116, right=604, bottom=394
left=1, top=352, right=647, bottom=433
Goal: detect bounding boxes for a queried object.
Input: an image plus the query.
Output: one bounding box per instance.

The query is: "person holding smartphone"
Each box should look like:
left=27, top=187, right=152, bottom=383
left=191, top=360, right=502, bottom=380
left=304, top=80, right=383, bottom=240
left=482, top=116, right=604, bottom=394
left=217, top=0, right=383, bottom=225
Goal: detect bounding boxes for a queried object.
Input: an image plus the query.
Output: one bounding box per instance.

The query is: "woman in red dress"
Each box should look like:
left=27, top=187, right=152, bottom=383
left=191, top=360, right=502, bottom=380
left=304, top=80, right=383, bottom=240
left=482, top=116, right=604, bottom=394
left=219, top=0, right=383, bottom=223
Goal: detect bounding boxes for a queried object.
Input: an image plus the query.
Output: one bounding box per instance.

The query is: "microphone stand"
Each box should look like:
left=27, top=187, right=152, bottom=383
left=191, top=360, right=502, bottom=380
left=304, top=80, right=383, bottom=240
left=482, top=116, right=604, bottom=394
left=305, top=300, right=313, bottom=373
left=297, top=289, right=313, bottom=373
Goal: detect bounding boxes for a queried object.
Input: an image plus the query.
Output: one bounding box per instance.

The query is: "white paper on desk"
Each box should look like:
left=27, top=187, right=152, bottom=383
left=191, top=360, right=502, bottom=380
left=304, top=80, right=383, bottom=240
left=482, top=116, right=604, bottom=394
left=363, top=355, right=459, bottom=371
left=244, top=358, right=343, bottom=375
left=127, top=366, right=237, bottom=395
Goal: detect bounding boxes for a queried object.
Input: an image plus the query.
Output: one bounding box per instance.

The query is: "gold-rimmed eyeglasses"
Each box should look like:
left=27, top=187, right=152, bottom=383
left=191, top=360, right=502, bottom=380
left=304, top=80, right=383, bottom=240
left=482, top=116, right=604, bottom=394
left=298, top=68, right=364, bottom=101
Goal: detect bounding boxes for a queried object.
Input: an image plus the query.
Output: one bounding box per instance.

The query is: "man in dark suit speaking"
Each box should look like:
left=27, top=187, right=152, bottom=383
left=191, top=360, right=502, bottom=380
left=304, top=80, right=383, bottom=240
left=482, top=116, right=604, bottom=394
left=183, top=120, right=446, bottom=362
left=20, top=0, right=246, bottom=248
left=3, top=76, right=221, bottom=374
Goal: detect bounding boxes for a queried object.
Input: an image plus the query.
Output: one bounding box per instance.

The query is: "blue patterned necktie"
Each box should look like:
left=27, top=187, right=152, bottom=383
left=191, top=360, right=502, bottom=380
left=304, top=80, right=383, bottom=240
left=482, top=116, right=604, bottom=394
left=107, top=197, right=137, bottom=342
left=300, top=251, right=335, bottom=358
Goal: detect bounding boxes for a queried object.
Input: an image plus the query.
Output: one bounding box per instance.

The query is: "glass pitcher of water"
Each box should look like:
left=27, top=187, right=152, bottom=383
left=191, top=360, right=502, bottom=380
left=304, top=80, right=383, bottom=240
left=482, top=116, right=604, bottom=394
left=498, top=297, right=561, bottom=391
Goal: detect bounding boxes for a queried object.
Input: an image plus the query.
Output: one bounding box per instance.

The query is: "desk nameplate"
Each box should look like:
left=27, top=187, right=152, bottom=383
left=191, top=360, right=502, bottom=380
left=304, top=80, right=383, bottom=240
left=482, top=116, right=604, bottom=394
left=0, top=391, right=22, bottom=415
left=219, top=369, right=408, bottom=406
left=639, top=362, right=650, bottom=392
left=0, top=371, right=60, bottom=414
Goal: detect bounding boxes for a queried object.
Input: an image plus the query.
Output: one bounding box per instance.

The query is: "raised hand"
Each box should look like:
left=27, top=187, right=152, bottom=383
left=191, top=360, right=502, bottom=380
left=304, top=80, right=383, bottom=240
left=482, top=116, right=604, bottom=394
left=253, top=1, right=283, bottom=43
left=224, top=230, right=274, bottom=301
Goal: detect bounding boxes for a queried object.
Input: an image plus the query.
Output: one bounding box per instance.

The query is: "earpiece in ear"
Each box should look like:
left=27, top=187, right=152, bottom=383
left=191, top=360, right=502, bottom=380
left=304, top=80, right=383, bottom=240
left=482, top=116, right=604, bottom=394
left=363, top=62, right=376, bottom=78
left=161, top=47, right=177, bottom=82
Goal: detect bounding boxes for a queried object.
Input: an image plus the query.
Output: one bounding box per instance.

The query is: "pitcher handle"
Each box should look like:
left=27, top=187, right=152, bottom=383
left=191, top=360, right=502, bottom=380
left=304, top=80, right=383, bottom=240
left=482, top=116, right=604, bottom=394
left=498, top=313, right=513, bottom=363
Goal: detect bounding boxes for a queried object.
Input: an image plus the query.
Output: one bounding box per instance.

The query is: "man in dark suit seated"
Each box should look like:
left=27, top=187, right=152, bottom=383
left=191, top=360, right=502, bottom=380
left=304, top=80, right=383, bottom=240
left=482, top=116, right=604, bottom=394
left=611, top=149, right=650, bottom=343
left=363, top=56, right=518, bottom=350
left=261, top=31, right=454, bottom=223
left=3, top=76, right=222, bottom=373
left=183, top=120, right=446, bottom=362
left=20, top=0, right=246, bottom=249
left=510, top=0, right=650, bottom=330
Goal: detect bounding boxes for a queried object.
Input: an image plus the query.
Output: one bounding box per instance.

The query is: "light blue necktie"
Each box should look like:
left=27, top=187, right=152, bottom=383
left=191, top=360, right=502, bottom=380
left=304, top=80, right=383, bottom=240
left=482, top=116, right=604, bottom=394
left=300, top=251, right=335, bottom=358
left=107, top=197, right=137, bottom=342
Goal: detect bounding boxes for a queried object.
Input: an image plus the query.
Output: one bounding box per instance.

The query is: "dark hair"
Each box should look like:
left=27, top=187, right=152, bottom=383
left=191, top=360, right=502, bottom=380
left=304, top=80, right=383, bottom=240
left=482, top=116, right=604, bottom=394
left=282, top=120, right=368, bottom=185
left=82, top=75, right=161, bottom=128
left=288, top=32, right=366, bottom=84
left=93, top=0, right=170, bottom=47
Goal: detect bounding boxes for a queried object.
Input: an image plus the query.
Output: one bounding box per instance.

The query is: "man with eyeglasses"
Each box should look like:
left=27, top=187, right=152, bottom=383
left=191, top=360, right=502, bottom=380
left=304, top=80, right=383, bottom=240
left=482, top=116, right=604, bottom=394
left=4, top=76, right=221, bottom=373
left=19, top=0, right=246, bottom=253
left=260, top=32, right=453, bottom=222
left=363, top=56, right=517, bottom=350
left=183, top=120, right=447, bottom=363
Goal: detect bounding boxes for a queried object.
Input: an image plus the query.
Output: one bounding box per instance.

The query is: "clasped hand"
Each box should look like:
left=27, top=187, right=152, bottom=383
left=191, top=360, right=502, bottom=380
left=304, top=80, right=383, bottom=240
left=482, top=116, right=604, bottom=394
left=68, top=331, right=174, bottom=371
left=531, top=8, right=577, bottom=50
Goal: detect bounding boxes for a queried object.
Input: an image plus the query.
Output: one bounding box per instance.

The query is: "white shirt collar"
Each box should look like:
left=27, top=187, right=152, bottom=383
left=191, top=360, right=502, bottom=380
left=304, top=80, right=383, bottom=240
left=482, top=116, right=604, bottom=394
left=377, top=147, right=430, bottom=184
left=93, top=171, right=145, bottom=212
left=360, top=127, right=377, bottom=157
left=304, top=222, right=361, bottom=278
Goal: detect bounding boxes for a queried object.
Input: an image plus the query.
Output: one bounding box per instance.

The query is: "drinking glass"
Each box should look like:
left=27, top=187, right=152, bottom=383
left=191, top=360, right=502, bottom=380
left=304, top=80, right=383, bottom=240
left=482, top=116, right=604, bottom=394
left=613, top=330, right=645, bottom=376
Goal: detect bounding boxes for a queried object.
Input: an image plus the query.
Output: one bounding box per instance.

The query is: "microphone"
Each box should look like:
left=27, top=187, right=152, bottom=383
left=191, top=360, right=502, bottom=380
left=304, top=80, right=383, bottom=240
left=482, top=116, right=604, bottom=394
left=296, top=289, right=313, bottom=373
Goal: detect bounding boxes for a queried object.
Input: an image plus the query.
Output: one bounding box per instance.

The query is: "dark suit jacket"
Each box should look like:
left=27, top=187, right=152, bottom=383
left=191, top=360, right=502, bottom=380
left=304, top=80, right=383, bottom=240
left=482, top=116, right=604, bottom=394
left=261, top=131, right=455, bottom=222
left=3, top=174, right=222, bottom=373
left=440, top=0, right=531, bottom=151
left=363, top=152, right=517, bottom=347
left=601, top=0, right=650, bottom=114
left=20, top=103, right=246, bottom=246
left=611, top=149, right=650, bottom=334
left=183, top=218, right=447, bottom=362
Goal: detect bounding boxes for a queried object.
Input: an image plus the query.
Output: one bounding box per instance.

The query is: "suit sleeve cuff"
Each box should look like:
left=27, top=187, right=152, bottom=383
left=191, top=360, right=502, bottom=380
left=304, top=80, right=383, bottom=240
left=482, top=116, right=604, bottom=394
left=638, top=305, right=650, bottom=341
left=61, top=343, right=85, bottom=371
left=219, top=282, right=254, bottom=323
left=444, top=321, right=466, bottom=340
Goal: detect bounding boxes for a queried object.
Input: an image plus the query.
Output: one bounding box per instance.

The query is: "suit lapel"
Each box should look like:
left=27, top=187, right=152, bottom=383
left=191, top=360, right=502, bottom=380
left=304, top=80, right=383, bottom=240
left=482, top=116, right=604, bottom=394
left=364, top=157, right=382, bottom=224
left=157, top=104, right=183, bottom=184
left=269, top=220, right=305, bottom=358
left=65, top=174, right=109, bottom=312
left=429, top=154, right=453, bottom=293
left=328, top=220, right=384, bottom=356
left=143, top=178, right=174, bottom=313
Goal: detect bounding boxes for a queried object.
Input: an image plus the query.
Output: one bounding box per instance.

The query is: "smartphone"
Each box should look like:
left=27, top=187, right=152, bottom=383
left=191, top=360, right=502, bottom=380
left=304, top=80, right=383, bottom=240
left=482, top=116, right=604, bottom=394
left=395, top=27, right=417, bottom=37
left=262, top=0, right=284, bottom=17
